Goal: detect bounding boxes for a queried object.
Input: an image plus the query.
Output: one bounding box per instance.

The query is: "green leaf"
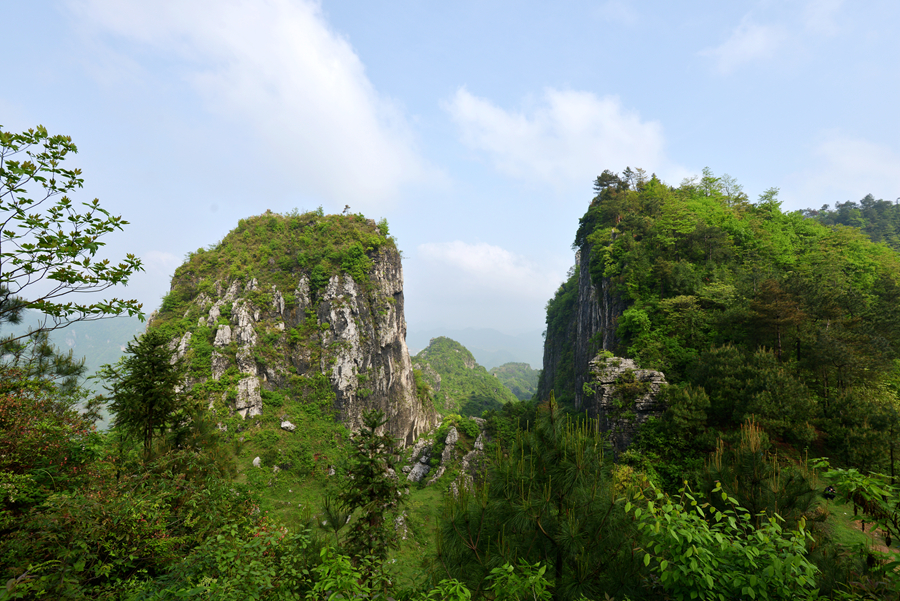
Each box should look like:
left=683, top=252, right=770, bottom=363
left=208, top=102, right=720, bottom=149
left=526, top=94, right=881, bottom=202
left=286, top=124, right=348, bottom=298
left=643, top=553, right=651, bottom=567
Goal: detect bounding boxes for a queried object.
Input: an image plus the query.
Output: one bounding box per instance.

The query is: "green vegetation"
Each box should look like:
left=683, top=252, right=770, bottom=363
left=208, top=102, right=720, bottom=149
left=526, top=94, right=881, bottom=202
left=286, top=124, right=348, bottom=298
left=489, top=361, right=540, bottom=400
left=564, top=167, right=900, bottom=475
left=152, top=208, right=395, bottom=337
left=413, top=337, right=518, bottom=416
left=804, top=194, right=900, bottom=252
left=4, top=134, right=900, bottom=600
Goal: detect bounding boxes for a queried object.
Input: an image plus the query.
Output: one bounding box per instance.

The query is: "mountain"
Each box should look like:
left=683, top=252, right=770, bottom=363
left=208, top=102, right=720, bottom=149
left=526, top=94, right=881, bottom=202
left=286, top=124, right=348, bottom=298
left=412, top=336, right=518, bottom=417
left=489, top=362, right=540, bottom=400
left=540, top=168, right=900, bottom=465
left=150, top=210, right=437, bottom=449
left=2, top=311, right=144, bottom=389
left=406, top=327, right=543, bottom=369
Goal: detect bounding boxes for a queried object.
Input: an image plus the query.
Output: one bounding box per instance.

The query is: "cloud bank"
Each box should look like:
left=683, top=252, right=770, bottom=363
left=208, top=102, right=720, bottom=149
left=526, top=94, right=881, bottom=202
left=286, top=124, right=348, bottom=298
left=446, top=88, right=672, bottom=188
left=786, top=134, right=900, bottom=207
left=70, top=0, right=429, bottom=208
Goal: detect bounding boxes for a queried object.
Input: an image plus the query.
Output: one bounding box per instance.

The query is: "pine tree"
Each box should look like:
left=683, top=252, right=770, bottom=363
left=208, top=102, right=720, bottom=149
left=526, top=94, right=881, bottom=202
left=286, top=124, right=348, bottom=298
left=438, top=393, right=640, bottom=601
left=100, top=329, right=183, bottom=460
left=338, top=409, right=403, bottom=575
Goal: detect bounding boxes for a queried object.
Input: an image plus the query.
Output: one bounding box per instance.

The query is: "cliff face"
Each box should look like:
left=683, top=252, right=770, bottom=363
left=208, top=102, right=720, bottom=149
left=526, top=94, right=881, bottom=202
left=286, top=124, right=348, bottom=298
left=537, top=242, right=626, bottom=409
left=316, top=252, right=434, bottom=444
left=572, top=242, right=627, bottom=410
left=582, top=356, right=666, bottom=451
left=158, top=212, right=437, bottom=447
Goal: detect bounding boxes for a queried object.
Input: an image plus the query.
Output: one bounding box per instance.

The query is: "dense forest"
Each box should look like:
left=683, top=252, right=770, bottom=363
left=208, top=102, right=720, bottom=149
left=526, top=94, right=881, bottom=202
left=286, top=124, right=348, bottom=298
left=804, top=194, right=900, bottom=252
left=3, top=126, right=900, bottom=600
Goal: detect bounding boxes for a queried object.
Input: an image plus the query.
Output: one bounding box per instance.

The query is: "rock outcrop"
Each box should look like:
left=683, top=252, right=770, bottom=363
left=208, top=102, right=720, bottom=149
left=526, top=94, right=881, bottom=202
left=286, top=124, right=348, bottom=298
left=582, top=355, right=666, bottom=451
left=156, top=212, right=438, bottom=447
left=402, top=418, right=488, bottom=492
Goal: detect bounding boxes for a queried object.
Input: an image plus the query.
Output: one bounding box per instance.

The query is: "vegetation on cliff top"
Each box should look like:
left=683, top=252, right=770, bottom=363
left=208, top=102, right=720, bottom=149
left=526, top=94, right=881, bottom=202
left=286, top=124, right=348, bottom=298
left=546, top=167, right=900, bottom=478
left=413, top=336, right=518, bottom=417
left=153, top=208, right=394, bottom=333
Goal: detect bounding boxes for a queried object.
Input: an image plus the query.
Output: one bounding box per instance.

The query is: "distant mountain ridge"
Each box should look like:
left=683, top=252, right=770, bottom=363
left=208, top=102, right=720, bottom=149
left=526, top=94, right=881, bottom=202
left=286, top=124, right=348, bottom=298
left=407, top=327, right=542, bottom=369
left=412, top=336, right=518, bottom=417
left=489, top=362, right=540, bottom=401
left=3, top=311, right=145, bottom=385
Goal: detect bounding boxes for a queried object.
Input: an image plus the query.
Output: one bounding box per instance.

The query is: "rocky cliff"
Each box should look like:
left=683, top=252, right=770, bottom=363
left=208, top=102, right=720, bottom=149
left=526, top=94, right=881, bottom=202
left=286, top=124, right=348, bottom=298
left=153, top=211, right=437, bottom=446
left=537, top=242, right=626, bottom=409
left=582, top=355, right=666, bottom=451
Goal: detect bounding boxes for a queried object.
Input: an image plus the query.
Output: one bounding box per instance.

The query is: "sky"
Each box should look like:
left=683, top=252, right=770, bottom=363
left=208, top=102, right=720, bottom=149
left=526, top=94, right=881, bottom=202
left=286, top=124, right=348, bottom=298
left=3, top=0, right=899, bottom=361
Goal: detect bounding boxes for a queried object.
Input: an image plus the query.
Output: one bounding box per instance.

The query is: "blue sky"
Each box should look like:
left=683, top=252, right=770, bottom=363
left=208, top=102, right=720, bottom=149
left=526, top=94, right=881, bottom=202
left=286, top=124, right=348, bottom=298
left=3, top=1, right=899, bottom=356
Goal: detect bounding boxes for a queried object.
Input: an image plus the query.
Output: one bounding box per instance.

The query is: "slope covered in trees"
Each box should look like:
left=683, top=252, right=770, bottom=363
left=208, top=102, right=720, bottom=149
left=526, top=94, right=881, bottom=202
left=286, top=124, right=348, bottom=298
left=412, top=336, right=518, bottom=416
left=804, top=194, right=900, bottom=251
left=549, top=167, right=900, bottom=476
left=489, top=361, right=541, bottom=400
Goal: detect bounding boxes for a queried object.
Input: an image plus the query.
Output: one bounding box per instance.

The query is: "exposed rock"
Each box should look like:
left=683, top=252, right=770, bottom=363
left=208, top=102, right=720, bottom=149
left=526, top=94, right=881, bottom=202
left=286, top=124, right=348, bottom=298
left=252, top=456, right=261, bottom=468
left=441, top=426, right=458, bottom=465
left=235, top=377, right=263, bottom=419
left=174, top=332, right=192, bottom=362
left=281, top=420, right=296, bottom=432
left=272, top=286, right=285, bottom=316
left=195, top=292, right=212, bottom=308
left=583, top=355, right=667, bottom=451
left=538, top=242, right=627, bottom=410
left=407, top=459, right=432, bottom=483
left=232, top=301, right=258, bottom=346
left=207, top=301, right=223, bottom=327
left=211, top=352, right=229, bottom=380
left=426, top=466, right=445, bottom=485
left=214, top=325, right=232, bottom=347
left=223, top=280, right=240, bottom=301
left=236, top=347, right=257, bottom=376
left=150, top=213, right=437, bottom=447
left=295, top=276, right=310, bottom=312
left=318, top=265, right=438, bottom=445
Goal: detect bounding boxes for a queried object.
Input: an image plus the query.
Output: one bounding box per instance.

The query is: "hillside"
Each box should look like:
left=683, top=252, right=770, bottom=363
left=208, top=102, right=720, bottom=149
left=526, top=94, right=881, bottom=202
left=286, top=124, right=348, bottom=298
left=489, top=362, right=540, bottom=400
left=540, top=167, right=900, bottom=473
left=412, top=336, right=518, bottom=417
left=407, top=327, right=543, bottom=368
left=149, top=209, right=437, bottom=461
left=804, top=194, right=900, bottom=251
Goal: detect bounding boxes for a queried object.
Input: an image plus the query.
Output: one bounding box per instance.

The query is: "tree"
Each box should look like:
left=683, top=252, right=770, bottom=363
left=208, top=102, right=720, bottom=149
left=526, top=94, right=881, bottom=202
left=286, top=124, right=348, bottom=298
left=0, top=125, right=144, bottom=350
left=100, top=329, right=184, bottom=459
left=338, top=409, right=404, bottom=577
left=438, top=394, right=640, bottom=601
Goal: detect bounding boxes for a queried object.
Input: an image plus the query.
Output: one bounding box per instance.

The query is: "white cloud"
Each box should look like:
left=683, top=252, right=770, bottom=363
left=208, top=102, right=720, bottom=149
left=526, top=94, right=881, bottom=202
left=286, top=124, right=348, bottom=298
left=68, top=0, right=430, bottom=208
left=784, top=134, right=900, bottom=208
left=446, top=88, right=672, bottom=187
left=142, top=250, right=182, bottom=277
left=700, top=19, right=788, bottom=74
left=418, top=241, right=563, bottom=301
